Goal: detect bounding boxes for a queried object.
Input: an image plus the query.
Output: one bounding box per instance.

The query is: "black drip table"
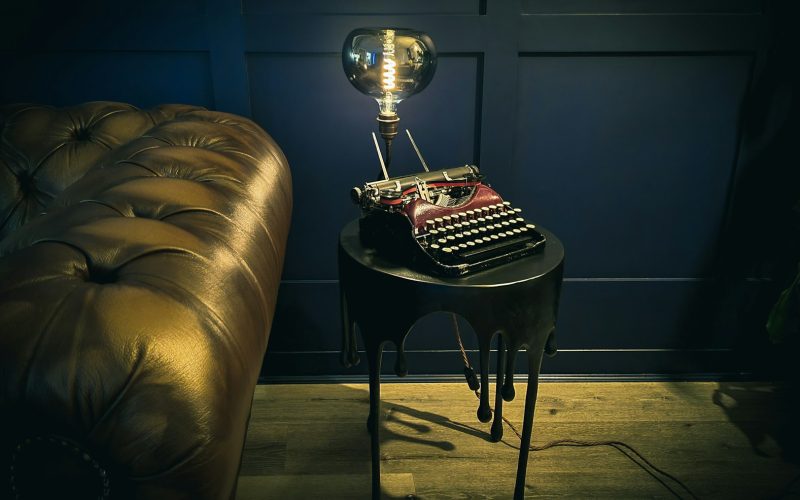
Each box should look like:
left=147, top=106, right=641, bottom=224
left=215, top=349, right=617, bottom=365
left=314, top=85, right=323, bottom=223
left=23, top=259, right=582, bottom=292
left=338, top=220, right=564, bottom=500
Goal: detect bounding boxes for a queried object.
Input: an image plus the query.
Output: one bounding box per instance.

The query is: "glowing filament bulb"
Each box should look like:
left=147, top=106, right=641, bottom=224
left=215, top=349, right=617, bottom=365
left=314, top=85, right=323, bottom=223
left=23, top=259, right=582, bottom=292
left=342, top=27, right=437, bottom=119
left=382, top=30, right=396, bottom=91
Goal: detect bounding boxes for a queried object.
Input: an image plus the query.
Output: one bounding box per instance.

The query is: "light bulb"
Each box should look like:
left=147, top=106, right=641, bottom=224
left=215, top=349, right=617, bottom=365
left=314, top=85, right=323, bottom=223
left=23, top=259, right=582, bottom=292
left=342, top=27, right=437, bottom=169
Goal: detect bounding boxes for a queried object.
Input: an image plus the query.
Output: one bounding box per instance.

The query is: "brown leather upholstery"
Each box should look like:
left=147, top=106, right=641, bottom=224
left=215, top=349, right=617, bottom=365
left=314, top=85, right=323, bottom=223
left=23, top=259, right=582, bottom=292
left=0, top=102, right=292, bottom=499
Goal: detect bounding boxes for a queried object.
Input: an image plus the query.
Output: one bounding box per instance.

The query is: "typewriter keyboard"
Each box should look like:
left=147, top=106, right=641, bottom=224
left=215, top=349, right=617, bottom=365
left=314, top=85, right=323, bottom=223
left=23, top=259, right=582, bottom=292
left=414, top=202, right=545, bottom=273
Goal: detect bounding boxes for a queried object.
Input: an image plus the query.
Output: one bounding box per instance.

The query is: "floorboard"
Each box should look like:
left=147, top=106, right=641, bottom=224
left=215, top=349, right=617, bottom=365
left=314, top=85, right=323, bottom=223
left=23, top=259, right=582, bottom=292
left=236, top=381, right=800, bottom=499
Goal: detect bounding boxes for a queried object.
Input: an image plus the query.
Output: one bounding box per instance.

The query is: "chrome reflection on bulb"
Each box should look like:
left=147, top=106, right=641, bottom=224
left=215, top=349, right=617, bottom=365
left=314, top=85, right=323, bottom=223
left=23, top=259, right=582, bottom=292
left=342, top=27, right=437, bottom=118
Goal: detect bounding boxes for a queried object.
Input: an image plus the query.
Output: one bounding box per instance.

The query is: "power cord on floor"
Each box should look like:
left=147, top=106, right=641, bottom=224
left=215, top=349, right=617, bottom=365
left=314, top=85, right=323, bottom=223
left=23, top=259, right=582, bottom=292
left=451, top=314, right=699, bottom=500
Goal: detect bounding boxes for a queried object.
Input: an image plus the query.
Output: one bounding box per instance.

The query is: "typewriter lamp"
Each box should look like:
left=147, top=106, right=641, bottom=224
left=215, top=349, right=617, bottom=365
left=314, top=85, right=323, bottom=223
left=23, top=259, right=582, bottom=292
left=344, top=28, right=546, bottom=276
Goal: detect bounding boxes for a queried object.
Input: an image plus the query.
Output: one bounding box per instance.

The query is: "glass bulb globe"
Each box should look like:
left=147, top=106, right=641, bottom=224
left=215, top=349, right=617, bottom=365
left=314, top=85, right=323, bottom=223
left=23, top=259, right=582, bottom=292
left=342, top=28, right=437, bottom=117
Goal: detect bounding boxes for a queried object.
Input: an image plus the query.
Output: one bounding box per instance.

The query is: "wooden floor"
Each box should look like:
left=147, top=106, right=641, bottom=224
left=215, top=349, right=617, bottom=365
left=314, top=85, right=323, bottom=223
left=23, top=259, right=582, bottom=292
left=236, top=381, right=800, bottom=499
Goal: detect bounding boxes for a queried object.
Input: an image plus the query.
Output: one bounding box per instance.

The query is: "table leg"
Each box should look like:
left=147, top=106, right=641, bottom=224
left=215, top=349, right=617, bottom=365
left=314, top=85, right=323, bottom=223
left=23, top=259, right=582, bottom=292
left=366, top=341, right=384, bottom=500
left=513, top=344, right=545, bottom=500
left=502, top=344, right=517, bottom=402
left=340, top=290, right=359, bottom=367
left=477, top=336, right=492, bottom=423
left=545, top=329, right=558, bottom=357
left=491, top=334, right=507, bottom=442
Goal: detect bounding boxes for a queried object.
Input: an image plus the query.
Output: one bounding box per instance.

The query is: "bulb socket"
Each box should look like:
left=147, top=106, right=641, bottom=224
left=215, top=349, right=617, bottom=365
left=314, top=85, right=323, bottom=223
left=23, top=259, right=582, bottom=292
left=377, top=113, right=400, bottom=141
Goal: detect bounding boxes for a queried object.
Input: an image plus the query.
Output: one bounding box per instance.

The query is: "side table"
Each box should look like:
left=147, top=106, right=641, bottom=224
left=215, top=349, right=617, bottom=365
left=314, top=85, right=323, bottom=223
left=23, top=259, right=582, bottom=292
left=338, top=220, right=564, bottom=500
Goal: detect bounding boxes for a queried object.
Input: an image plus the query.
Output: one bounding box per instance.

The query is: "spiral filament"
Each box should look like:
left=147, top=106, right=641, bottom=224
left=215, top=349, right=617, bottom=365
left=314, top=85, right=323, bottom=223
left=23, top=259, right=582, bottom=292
left=382, top=29, right=396, bottom=91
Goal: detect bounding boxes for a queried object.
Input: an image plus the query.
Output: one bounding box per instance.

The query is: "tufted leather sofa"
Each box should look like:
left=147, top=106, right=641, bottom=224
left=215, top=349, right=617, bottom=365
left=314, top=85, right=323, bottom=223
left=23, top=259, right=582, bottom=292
left=0, top=102, right=292, bottom=499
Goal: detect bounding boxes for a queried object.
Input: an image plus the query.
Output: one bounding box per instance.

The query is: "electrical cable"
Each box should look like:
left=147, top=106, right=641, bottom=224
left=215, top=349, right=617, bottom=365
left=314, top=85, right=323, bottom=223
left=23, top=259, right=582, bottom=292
left=450, top=314, right=699, bottom=500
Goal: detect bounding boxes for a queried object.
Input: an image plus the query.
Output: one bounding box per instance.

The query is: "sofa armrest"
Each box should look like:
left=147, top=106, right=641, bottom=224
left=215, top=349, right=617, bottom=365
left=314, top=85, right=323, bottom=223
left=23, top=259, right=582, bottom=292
left=0, top=104, right=292, bottom=499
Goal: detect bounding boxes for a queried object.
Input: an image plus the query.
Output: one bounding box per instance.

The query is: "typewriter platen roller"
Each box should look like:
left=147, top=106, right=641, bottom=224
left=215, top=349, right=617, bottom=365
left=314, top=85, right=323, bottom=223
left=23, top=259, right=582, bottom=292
left=352, top=165, right=546, bottom=276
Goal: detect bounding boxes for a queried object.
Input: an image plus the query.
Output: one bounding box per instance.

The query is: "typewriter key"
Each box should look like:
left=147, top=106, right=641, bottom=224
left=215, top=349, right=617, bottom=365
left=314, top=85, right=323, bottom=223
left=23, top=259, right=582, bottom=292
left=526, top=223, right=536, bottom=229
left=454, top=223, right=463, bottom=230
left=442, top=215, right=453, bottom=224
left=434, top=217, right=444, bottom=227
left=503, top=201, right=511, bottom=208
left=458, top=243, right=468, bottom=249
left=490, top=234, right=499, bottom=240
left=512, top=228, right=522, bottom=234
left=446, top=235, right=455, bottom=241
left=431, top=243, right=441, bottom=250
left=429, top=229, right=440, bottom=236
left=438, top=238, right=448, bottom=245
left=465, top=210, right=476, bottom=219
left=466, top=241, right=476, bottom=247
left=442, top=247, right=453, bottom=254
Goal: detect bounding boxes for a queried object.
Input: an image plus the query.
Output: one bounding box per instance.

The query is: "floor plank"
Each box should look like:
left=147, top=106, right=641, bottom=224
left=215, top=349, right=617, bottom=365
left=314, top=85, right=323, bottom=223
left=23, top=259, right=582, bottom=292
left=237, top=381, right=800, bottom=499
left=237, top=473, right=415, bottom=500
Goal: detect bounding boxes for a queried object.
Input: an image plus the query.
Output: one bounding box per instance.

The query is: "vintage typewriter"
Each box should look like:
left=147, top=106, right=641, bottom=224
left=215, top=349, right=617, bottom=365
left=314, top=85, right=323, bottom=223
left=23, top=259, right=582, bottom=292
left=351, top=131, right=546, bottom=276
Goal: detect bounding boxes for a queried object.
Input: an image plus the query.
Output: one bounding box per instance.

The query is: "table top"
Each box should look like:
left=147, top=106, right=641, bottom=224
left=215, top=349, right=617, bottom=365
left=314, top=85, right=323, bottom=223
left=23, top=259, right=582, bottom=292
left=339, top=219, right=564, bottom=288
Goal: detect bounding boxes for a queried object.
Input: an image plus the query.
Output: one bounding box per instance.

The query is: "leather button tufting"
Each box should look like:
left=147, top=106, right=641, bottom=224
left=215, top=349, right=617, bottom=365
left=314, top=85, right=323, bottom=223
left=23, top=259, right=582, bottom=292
left=72, top=127, right=92, bottom=141
left=85, top=266, right=119, bottom=284
left=16, top=171, right=35, bottom=194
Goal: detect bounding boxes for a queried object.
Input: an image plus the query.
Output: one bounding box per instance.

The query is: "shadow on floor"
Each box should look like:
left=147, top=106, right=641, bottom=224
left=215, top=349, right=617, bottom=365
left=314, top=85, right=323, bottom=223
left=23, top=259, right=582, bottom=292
left=240, top=382, right=495, bottom=500
left=713, top=380, right=800, bottom=498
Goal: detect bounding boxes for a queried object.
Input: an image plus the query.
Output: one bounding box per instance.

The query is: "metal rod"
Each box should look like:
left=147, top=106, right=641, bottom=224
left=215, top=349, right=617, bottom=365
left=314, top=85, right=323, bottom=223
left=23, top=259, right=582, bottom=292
left=405, top=129, right=430, bottom=172
left=372, top=132, right=389, bottom=180
left=384, top=138, right=393, bottom=172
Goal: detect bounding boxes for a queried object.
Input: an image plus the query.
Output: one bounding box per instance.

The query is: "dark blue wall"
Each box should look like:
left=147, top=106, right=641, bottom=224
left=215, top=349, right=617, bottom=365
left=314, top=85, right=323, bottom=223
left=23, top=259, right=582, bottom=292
left=3, top=0, right=797, bottom=379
